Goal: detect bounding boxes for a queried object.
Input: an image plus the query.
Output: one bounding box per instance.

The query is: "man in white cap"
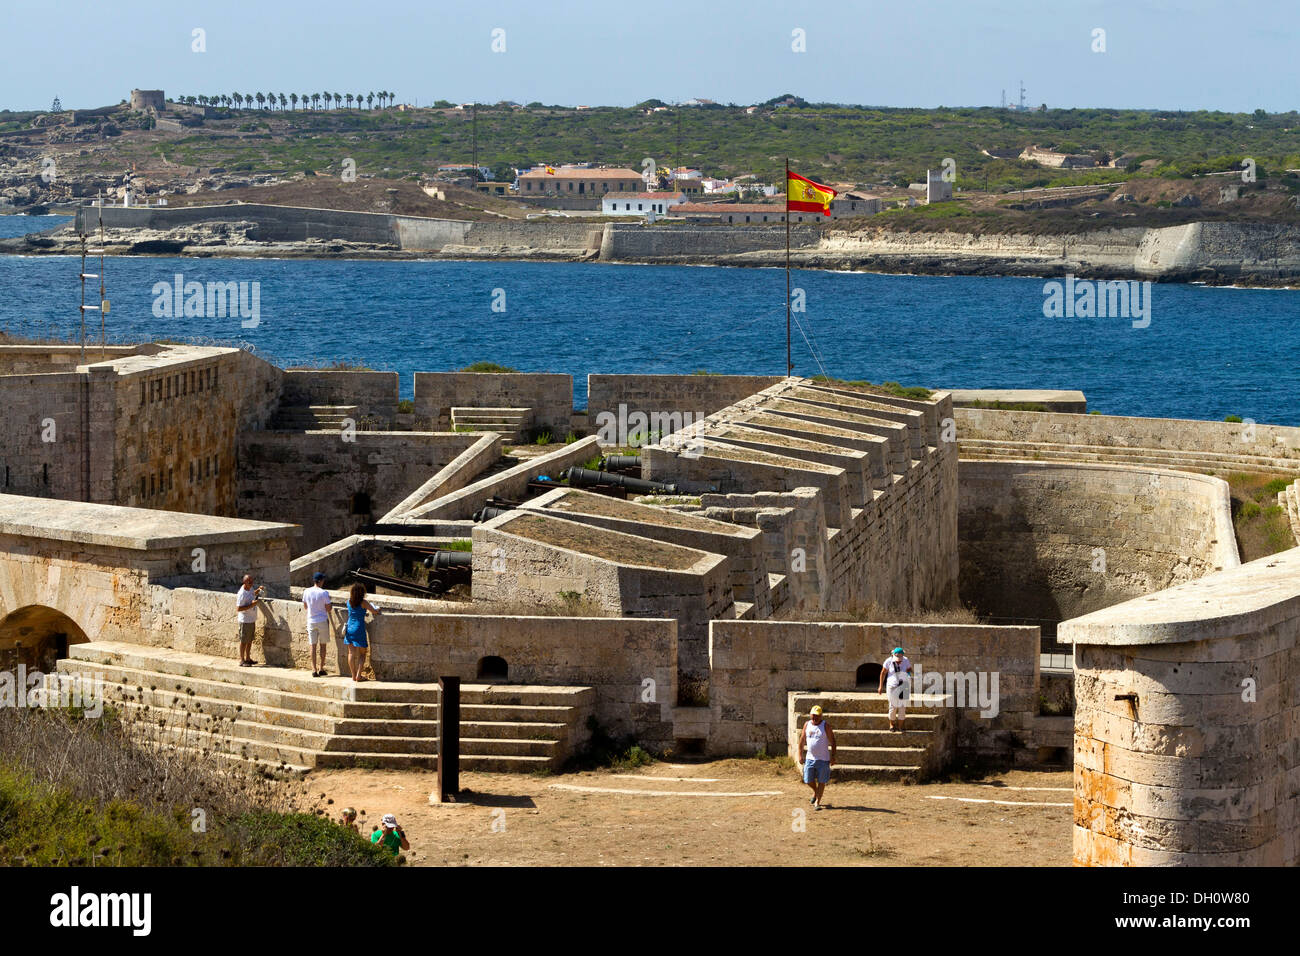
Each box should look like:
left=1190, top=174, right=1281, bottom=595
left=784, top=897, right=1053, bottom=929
left=797, top=704, right=836, bottom=810
left=371, top=814, right=410, bottom=856
left=878, top=646, right=913, bottom=732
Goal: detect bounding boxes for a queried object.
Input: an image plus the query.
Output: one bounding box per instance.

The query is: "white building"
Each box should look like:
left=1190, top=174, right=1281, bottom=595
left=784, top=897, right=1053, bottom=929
left=602, top=192, right=688, bottom=217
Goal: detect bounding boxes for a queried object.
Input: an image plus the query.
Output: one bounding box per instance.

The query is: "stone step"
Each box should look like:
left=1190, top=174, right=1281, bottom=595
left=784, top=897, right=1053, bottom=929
left=825, top=764, right=922, bottom=781
left=67, top=643, right=593, bottom=707
left=820, top=728, right=937, bottom=747
left=64, top=658, right=583, bottom=725
left=958, top=439, right=1300, bottom=474
left=823, top=745, right=930, bottom=768
left=790, top=691, right=952, bottom=715
left=794, top=711, right=942, bottom=731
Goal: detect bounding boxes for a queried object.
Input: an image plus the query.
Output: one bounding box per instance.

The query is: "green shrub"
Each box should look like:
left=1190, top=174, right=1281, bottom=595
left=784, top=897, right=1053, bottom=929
left=460, top=361, right=518, bottom=373
left=396, top=399, right=414, bottom=414
left=1224, top=414, right=1244, bottom=423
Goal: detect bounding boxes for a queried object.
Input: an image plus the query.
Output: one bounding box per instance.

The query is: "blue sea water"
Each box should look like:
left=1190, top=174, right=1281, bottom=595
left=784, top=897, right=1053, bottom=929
left=0, top=215, right=1296, bottom=424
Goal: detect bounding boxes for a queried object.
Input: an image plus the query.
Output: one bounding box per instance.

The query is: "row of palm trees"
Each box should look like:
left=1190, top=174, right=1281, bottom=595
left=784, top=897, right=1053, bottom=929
left=176, top=91, right=397, bottom=111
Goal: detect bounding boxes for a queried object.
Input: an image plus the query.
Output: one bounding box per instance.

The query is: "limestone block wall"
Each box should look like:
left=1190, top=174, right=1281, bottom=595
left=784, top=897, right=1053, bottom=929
left=0, top=494, right=296, bottom=654
left=959, top=461, right=1239, bottom=631
left=600, top=223, right=819, bottom=261
left=279, top=370, right=399, bottom=420
left=106, top=348, right=283, bottom=516
left=0, top=372, right=86, bottom=499
left=412, top=372, right=572, bottom=435
left=586, top=374, right=782, bottom=429
left=402, top=436, right=600, bottom=521
left=380, top=434, right=501, bottom=521
left=236, top=431, right=479, bottom=556
left=707, top=621, right=1040, bottom=757
left=471, top=510, right=730, bottom=696
left=956, top=406, right=1300, bottom=465
left=523, top=488, right=771, bottom=616
left=1061, top=547, right=1300, bottom=865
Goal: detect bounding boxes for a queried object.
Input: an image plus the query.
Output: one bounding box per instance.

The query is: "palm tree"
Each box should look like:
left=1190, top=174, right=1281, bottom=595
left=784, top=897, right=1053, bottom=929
left=344, top=93, right=352, bottom=109
left=355, top=93, right=363, bottom=109
left=334, top=93, right=342, bottom=110
left=279, top=93, right=287, bottom=110
left=290, top=93, right=298, bottom=110
left=255, top=92, right=265, bottom=109
left=366, top=92, right=374, bottom=110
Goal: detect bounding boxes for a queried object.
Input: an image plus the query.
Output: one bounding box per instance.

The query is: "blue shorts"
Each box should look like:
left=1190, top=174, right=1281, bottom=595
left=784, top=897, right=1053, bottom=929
left=803, top=758, right=830, bottom=784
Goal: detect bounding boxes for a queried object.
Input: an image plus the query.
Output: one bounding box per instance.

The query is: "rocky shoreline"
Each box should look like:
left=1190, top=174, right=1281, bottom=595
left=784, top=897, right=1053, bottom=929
left=4, top=217, right=1300, bottom=288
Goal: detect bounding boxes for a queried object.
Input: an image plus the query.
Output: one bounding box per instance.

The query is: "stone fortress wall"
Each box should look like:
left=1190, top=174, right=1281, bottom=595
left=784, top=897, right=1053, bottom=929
left=959, top=461, right=1239, bottom=629
left=4, top=344, right=1299, bottom=863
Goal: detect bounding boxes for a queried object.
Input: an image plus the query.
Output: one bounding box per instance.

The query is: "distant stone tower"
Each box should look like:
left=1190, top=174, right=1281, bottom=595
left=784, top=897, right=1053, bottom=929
left=130, top=89, right=165, bottom=112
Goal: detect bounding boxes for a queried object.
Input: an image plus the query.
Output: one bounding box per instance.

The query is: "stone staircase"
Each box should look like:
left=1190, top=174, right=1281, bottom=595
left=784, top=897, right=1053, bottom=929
left=270, top=404, right=362, bottom=430
left=1278, top=478, right=1300, bottom=546
left=55, top=642, right=594, bottom=774
left=451, top=407, right=533, bottom=442
left=788, top=690, right=956, bottom=781
left=958, top=438, right=1300, bottom=475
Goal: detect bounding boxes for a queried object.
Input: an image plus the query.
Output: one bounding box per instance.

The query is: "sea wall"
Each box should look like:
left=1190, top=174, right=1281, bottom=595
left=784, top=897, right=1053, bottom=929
left=958, top=460, right=1239, bottom=630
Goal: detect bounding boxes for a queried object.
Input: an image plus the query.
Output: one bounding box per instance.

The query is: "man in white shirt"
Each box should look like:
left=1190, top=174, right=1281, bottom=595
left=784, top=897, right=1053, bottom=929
left=302, top=572, right=333, bottom=677
left=235, top=575, right=264, bottom=667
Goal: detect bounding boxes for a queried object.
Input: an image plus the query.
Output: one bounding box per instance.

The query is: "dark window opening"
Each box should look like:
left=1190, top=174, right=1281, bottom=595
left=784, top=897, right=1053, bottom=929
left=350, top=492, right=371, bottom=515
left=477, top=655, right=508, bottom=681
left=856, top=662, right=882, bottom=687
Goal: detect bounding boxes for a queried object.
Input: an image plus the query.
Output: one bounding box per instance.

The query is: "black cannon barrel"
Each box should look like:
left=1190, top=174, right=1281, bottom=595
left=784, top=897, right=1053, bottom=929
left=563, top=466, right=677, bottom=496
left=601, top=454, right=641, bottom=474
left=473, top=505, right=512, bottom=522
left=422, top=551, right=473, bottom=570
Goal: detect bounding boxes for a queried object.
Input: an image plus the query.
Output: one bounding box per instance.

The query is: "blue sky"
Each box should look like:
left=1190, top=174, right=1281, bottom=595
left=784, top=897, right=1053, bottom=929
left=3, top=0, right=1294, bottom=113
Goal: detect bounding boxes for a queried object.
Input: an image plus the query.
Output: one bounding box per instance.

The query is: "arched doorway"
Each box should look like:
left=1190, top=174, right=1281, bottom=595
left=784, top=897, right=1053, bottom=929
left=477, top=655, right=508, bottom=681
left=0, top=605, right=90, bottom=673
left=856, top=662, right=883, bottom=688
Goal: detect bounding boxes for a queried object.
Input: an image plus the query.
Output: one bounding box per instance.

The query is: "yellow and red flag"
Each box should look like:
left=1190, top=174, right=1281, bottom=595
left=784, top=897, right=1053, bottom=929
left=545, top=165, right=557, bottom=175
left=786, top=169, right=836, bottom=216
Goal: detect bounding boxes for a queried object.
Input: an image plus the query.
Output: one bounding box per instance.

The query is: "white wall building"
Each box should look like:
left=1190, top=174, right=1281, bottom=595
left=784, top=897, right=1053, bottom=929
left=602, top=192, right=688, bottom=217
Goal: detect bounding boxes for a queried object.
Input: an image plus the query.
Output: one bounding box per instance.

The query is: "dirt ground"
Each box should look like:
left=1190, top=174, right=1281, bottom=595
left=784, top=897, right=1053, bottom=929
left=304, top=760, right=1072, bottom=866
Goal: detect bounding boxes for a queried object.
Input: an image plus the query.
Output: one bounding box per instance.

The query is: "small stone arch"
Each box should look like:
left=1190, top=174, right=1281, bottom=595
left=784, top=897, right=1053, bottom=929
left=0, top=605, right=90, bottom=672
left=856, top=662, right=882, bottom=688
left=477, top=655, right=508, bottom=681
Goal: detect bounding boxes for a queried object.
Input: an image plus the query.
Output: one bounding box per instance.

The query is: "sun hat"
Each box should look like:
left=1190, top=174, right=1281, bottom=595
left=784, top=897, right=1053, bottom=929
left=341, top=807, right=356, bottom=819
left=381, top=813, right=399, bottom=828
left=810, top=705, right=823, bottom=716
left=892, top=647, right=904, bottom=654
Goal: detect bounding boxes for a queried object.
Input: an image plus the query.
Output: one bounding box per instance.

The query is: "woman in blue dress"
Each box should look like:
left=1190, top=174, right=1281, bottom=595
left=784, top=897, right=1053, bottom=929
left=339, top=582, right=383, bottom=682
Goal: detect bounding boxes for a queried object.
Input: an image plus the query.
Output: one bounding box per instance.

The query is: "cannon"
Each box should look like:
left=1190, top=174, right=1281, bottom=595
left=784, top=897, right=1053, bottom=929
left=473, top=505, right=512, bottom=522
left=600, top=454, right=642, bottom=475
left=562, top=466, right=678, bottom=496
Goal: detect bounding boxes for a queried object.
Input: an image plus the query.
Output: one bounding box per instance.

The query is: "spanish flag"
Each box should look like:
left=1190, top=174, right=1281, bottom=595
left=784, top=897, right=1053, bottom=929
left=787, top=169, right=836, bottom=216
left=545, top=165, right=557, bottom=175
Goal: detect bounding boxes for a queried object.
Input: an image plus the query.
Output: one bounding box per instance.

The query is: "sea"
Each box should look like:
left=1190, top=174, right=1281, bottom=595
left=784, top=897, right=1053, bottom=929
left=0, top=214, right=1296, bottom=423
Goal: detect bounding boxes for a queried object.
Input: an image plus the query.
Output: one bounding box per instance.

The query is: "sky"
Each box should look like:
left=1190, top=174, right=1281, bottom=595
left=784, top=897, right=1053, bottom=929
left=2, top=0, right=1296, bottom=113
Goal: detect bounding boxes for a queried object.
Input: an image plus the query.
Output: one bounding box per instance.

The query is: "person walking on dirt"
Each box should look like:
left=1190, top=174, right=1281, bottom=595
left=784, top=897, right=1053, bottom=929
left=798, top=704, right=836, bottom=810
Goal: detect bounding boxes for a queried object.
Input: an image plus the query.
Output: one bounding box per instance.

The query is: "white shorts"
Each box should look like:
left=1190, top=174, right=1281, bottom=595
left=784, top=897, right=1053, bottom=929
left=306, top=621, right=328, bottom=645
left=887, top=678, right=910, bottom=719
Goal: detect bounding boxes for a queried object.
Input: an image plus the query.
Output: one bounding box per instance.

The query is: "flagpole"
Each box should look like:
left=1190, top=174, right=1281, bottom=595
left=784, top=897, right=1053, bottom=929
left=785, top=157, right=792, bottom=377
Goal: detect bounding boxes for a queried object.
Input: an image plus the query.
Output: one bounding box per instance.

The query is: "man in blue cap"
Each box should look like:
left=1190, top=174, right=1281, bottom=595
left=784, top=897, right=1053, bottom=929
left=877, top=646, right=913, bottom=732
left=302, top=572, right=333, bottom=677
